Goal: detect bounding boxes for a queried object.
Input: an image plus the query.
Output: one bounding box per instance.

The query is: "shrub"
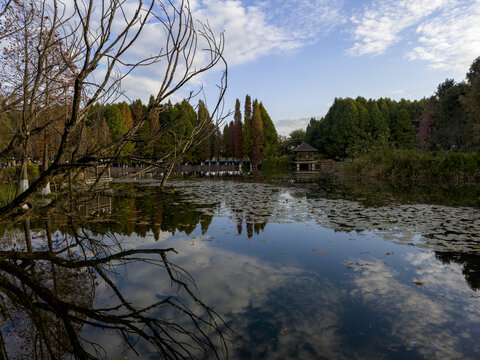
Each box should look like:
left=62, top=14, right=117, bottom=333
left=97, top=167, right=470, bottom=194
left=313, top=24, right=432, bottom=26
left=341, top=149, right=480, bottom=183
left=261, top=155, right=293, bottom=174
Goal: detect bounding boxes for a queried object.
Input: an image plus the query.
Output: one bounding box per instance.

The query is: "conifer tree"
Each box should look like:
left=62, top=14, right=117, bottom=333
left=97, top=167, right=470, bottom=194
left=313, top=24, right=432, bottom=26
left=367, top=100, right=389, bottom=142
left=120, top=102, right=133, bottom=129
left=229, top=120, right=235, bottom=159
left=222, top=123, right=230, bottom=158
left=196, top=100, right=212, bottom=161
left=104, top=105, right=127, bottom=143
left=464, top=56, right=480, bottom=150
left=391, top=108, right=416, bottom=149
left=213, top=127, right=222, bottom=161
left=130, top=99, right=145, bottom=124
left=243, top=95, right=252, bottom=157
left=258, top=102, right=278, bottom=158
left=233, top=99, right=244, bottom=159
left=250, top=100, right=264, bottom=169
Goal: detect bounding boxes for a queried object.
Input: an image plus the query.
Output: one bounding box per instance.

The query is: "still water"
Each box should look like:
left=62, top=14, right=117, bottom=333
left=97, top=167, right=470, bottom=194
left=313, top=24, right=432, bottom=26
left=1, top=177, right=480, bottom=359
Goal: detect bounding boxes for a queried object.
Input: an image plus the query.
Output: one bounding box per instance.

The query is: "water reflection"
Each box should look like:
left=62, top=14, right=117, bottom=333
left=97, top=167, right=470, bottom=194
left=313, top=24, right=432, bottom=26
left=72, top=182, right=480, bottom=292
left=313, top=175, right=480, bottom=208
left=435, top=251, right=480, bottom=291
left=2, top=179, right=480, bottom=358
left=0, top=208, right=231, bottom=359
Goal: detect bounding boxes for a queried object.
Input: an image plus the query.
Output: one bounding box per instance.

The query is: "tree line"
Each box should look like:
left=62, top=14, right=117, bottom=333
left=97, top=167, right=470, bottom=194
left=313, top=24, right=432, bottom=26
left=304, top=56, right=480, bottom=159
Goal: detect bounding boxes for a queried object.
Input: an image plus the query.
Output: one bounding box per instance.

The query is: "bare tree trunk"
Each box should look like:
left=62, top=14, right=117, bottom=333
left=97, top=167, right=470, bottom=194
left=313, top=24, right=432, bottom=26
left=19, top=160, right=29, bottom=193
left=40, top=139, right=51, bottom=195
left=160, top=163, right=175, bottom=191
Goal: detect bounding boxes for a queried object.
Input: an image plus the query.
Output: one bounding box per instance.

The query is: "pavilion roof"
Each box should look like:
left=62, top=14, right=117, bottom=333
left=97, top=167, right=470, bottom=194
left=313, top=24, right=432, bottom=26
left=293, top=142, right=318, bottom=152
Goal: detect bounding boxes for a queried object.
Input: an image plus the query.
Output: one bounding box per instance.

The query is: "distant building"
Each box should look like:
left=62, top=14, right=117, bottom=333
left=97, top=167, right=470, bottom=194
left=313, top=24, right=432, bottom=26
left=292, top=142, right=318, bottom=173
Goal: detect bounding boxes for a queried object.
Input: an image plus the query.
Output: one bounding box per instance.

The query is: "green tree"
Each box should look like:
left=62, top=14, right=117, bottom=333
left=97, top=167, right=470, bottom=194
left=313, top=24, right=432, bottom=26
left=104, top=104, right=127, bottom=143
left=259, top=102, right=278, bottom=158
left=250, top=100, right=264, bottom=169
left=233, top=99, right=243, bottom=159
left=289, top=129, right=306, bottom=148
left=325, top=98, right=359, bottom=158
left=222, top=122, right=231, bottom=159
left=196, top=100, right=213, bottom=161
left=464, top=56, right=480, bottom=150
left=390, top=108, right=416, bottom=149
left=305, top=117, right=327, bottom=153
left=213, top=127, right=222, bottom=161
left=243, top=95, right=252, bottom=157
left=366, top=100, right=389, bottom=142
left=432, top=79, right=468, bottom=150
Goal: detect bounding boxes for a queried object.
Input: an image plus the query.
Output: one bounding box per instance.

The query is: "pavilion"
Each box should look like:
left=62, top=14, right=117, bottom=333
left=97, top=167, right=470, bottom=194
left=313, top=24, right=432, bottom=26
left=292, top=142, right=318, bottom=173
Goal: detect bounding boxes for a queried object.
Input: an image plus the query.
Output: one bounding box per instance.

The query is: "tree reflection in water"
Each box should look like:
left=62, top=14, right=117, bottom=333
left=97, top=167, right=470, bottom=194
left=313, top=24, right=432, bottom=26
left=0, top=207, right=231, bottom=359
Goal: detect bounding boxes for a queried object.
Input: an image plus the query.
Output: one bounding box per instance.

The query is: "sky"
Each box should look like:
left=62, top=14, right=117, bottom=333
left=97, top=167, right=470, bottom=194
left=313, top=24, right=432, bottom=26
left=123, top=0, right=480, bottom=135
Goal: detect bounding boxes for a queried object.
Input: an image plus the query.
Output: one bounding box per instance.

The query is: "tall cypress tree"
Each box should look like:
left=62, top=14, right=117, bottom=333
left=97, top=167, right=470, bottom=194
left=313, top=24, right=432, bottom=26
left=233, top=99, right=243, bottom=159
left=229, top=120, right=235, bottom=159
left=250, top=100, right=263, bottom=169
left=213, top=127, right=222, bottom=161
left=258, top=102, right=277, bottom=158
left=243, top=95, right=252, bottom=157
left=222, top=122, right=230, bottom=158
left=196, top=100, right=212, bottom=161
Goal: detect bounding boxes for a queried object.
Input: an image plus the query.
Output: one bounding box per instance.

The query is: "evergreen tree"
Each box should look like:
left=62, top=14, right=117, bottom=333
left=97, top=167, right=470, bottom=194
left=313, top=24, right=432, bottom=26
left=243, top=95, right=252, bottom=157
left=138, top=119, right=153, bottom=157
left=366, top=100, right=389, bottom=142
left=156, top=101, right=175, bottom=157
left=175, top=101, right=198, bottom=163
left=432, top=79, right=468, bottom=150
left=390, top=108, right=416, bottom=149
left=305, top=117, right=325, bottom=152
left=416, top=97, right=435, bottom=150
left=104, top=104, right=127, bottom=143
left=213, top=127, right=222, bottom=161
left=259, top=102, right=278, bottom=158
left=229, top=120, right=235, bottom=159
left=233, top=99, right=243, bottom=159
left=250, top=100, right=263, bottom=169
left=464, top=56, right=480, bottom=150
left=222, top=122, right=231, bottom=158
left=195, top=100, right=212, bottom=161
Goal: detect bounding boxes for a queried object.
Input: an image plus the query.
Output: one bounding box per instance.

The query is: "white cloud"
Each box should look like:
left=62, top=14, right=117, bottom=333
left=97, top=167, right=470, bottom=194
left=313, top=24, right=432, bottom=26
left=407, top=1, right=480, bottom=71
left=348, top=0, right=480, bottom=72
left=348, top=0, right=450, bottom=56
left=275, top=117, right=317, bottom=136
left=191, top=0, right=344, bottom=66
left=84, top=0, right=344, bottom=104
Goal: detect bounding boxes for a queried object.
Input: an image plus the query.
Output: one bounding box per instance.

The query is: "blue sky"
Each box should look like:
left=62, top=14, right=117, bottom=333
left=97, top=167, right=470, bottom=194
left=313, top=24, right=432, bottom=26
left=125, top=0, right=480, bottom=135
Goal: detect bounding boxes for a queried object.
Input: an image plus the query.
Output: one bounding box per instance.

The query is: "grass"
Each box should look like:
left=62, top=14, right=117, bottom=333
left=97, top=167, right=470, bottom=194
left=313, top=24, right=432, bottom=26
left=0, top=183, right=16, bottom=206
left=0, top=164, right=41, bottom=206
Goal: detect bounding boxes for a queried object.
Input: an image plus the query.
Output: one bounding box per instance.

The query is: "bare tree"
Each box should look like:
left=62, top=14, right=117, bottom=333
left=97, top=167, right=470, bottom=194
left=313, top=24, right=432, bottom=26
left=0, top=0, right=227, bottom=219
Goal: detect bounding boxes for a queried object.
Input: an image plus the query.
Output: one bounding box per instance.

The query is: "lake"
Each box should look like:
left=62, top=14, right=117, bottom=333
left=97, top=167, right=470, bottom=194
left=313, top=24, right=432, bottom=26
left=1, top=176, right=479, bottom=359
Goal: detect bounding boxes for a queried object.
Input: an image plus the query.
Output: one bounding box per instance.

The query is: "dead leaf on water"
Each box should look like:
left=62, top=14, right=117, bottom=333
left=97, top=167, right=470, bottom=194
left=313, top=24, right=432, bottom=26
left=280, top=327, right=288, bottom=335
left=414, top=281, right=424, bottom=286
